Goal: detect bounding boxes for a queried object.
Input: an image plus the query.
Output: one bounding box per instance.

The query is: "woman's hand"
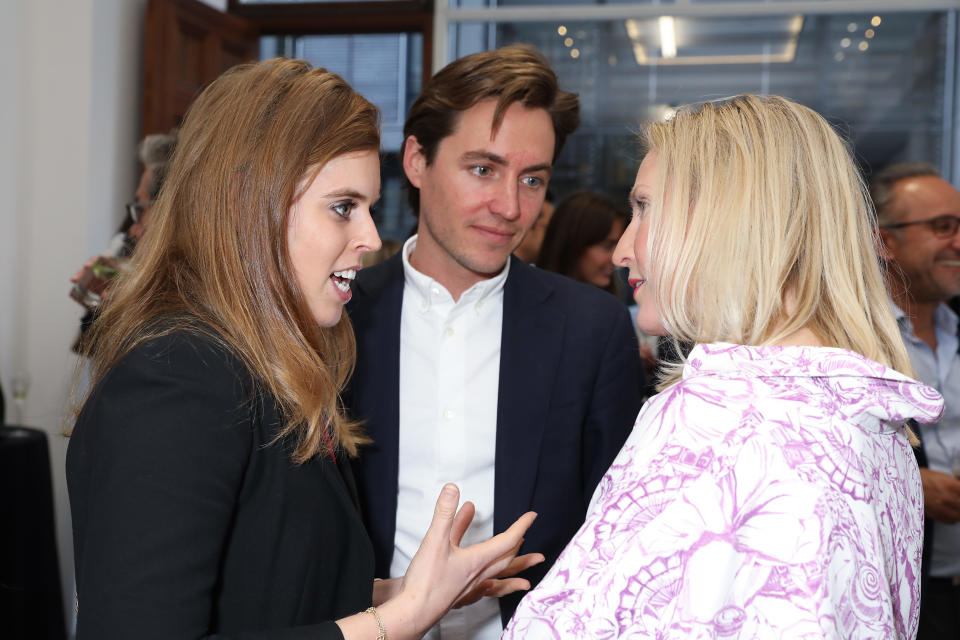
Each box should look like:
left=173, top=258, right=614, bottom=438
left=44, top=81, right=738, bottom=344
left=444, top=500, right=544, bottom=609
left=340, top=483, right=540, bottom=640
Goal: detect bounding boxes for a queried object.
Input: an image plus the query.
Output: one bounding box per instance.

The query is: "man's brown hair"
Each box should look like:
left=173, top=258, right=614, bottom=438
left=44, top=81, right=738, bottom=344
left=402, top=44, right=580, bottom=212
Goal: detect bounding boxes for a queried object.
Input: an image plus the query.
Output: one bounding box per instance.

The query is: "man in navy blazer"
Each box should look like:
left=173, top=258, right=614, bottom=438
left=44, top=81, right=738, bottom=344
left=346, top=44, right=643, bottom=637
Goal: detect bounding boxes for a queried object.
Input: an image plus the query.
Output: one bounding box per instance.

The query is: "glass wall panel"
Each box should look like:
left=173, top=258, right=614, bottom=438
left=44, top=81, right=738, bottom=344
left=450, top=12, right=949, bottom=201
left=241, top=0, right=397, bottom=4
left=261, top=33, right=423, bottom=239
left=450, top=0, right=670, bottom=7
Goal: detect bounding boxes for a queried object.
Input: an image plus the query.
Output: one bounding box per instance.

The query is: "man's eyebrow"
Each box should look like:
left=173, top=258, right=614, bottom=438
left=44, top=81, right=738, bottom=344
left=461, top=150, right=508, bottom=166
left=524, top=162, right=553, bottom=175
left=460, top=150, right=553, bottom=175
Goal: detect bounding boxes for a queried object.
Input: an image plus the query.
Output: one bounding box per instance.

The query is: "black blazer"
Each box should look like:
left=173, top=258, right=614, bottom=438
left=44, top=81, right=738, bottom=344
left=346, top=254, right=643, bottom=624
left=67, top=330, right=373, bottom=639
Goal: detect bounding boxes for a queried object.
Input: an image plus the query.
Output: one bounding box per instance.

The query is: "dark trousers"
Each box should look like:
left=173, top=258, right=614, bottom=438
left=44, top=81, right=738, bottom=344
left=918, top=577, right=960, bottom=639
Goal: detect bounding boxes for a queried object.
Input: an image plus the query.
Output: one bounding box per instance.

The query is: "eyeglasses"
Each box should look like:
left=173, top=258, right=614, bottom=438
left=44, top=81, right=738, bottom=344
left=126, top=201, right=154, bottom=223
left=881, top=214, right=960, bottom=239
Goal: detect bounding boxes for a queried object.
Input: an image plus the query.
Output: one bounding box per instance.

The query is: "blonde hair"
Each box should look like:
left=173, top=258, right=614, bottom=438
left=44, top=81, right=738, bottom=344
left=643, top=95, right=912, bottom=387
left=78, top=58, right=380, bottom=461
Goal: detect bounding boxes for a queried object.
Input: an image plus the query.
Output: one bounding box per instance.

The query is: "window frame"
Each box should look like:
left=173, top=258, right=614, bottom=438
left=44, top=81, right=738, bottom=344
left=227, top=0, right=434, bottom=86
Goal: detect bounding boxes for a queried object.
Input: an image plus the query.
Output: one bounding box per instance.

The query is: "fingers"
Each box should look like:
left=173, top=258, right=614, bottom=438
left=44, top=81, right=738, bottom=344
left=421, top=484, right=461, bottom=549
left=71, top=257, right=99, bottom=283
left=494, top=552, right=545, bottom=579
left=467, top=512, right=537, bottom=573
left=452, top=579, right=493, bottom=609
left=493, top=511, right=537, bottom=545
left=450, top=501, right=475, bottom=547
left=478, top=540, right=526, bottom=581
left=453, top=571, right=538, bottom=610
left=482, top=577, right=532, bottom=598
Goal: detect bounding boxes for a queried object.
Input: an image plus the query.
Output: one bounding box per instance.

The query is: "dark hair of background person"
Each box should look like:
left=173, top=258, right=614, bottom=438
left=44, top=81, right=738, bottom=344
left=537, top=189, right=630, bottom=295
left=401, top=43, right=580, bottom=213
left=77, top=58, right=380, bottom=462
left=869, top=162, right=939, bottom=226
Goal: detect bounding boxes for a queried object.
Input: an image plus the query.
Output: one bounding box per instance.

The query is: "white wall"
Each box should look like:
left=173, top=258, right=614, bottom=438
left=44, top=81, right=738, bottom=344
left=0, top=0, right=147, bottom=629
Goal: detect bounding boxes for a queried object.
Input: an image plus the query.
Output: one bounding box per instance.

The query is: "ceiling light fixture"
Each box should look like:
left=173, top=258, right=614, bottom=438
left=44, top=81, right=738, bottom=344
left=625, top=15, right=804, bottom=66
left=659, top=16, right=677, bottom=59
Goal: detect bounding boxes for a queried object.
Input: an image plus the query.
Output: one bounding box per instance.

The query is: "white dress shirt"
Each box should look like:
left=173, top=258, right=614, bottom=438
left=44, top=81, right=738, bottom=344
left=894, top=301, right=960, bottom=577
left=392, top=235, right=507, bottom=639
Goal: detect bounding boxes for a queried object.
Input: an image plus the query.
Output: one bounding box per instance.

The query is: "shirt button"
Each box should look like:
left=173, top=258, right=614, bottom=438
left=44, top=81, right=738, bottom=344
left=431, top=286, right=440, bottom=296
left=444, top=327, right=455, bottom=338
left=443, top=409, right=455, bottom=420
left=476, top=300, right=484, bottom=309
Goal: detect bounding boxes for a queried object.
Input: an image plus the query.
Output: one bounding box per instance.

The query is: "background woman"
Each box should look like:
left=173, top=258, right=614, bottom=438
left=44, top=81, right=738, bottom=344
left=536, top=189, right=629, bottom=295
left=504, top=95, right=942, bottom=639
left=67, top=58, right=539, bottom=640
left=538, top=189, right=658, bottom=386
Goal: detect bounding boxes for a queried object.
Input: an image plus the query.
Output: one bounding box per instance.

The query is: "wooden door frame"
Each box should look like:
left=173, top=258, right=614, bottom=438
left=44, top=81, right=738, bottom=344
left=225, top=0, right=434, bottom=85
left=143, top=0, right=259, bottom=135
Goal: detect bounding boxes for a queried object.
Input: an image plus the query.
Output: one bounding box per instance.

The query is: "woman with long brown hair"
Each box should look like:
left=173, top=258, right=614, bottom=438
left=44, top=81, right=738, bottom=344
left=536, top=190, right=630, bottom=296
left=67, top=58, right=539, bottom=640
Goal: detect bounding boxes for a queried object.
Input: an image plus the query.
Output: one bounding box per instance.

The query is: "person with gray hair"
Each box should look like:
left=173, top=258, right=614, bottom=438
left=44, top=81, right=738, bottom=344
left=871, top=162, right=940, bottom=223
left=874, top=162, right=960, bottom=639
left=70, top=130, right=178, bottom=350
left=128, top=129, right=178, bottom=242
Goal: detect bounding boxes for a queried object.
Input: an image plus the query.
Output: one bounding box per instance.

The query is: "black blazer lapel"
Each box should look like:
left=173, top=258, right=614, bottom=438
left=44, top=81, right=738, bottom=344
left=494, top=258, right=565, bottom=534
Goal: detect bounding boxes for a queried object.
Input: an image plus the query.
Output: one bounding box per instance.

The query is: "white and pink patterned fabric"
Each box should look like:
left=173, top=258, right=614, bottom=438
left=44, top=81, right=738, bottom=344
left=503, top=343, right=943, bottom=639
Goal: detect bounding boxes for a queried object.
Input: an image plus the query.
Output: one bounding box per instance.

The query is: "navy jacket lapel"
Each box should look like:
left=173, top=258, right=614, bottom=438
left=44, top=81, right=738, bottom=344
left=494, top=257, right=565, bottom=534
left=347, top=254, right=404, bottom=577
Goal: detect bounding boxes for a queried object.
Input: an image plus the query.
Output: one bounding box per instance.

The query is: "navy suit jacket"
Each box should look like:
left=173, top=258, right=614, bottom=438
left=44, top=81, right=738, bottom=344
left=345, top=253, right=644, bottom=625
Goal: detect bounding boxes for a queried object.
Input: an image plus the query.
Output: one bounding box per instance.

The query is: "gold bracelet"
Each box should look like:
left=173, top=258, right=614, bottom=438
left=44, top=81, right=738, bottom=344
left=365, top=606, right=386, bottom=640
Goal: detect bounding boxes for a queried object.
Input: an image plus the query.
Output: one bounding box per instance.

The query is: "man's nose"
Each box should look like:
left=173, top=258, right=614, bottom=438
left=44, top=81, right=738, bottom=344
left=489, top=179, right=521, bottom=221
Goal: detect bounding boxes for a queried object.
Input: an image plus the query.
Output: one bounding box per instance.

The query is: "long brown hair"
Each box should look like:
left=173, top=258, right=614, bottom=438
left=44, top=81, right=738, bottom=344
left=79, top=58, right=380, bottom=462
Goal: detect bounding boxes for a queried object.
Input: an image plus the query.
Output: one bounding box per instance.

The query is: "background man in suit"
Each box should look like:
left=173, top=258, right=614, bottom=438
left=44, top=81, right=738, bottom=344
left=873, top=163, right=960, bottom=638
left=346, top=44, right=644, bottom=639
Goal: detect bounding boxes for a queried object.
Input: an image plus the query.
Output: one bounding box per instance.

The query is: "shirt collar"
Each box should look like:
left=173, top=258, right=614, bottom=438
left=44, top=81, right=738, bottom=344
left=889, top=299, right=958, bottom=340
left=890, top=299, right=912, bottom=336
left=401, top=234, right=510, bottom=311
left=934, top=302, right=959, bottom=336
left=680, top=342, right=944, bottom=429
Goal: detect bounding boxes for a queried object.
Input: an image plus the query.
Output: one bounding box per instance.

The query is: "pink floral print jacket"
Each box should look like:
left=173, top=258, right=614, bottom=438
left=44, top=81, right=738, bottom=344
left=504, top=343, right=943, bottom=639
